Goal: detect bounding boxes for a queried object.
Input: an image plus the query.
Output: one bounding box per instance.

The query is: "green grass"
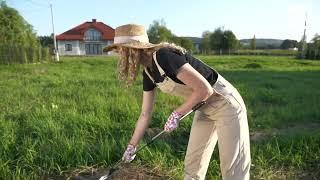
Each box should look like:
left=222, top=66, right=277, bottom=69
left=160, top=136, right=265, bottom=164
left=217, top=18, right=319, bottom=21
left=230, top=49, right=298, bottom=56
left=0, top=55, right=320, bottom=179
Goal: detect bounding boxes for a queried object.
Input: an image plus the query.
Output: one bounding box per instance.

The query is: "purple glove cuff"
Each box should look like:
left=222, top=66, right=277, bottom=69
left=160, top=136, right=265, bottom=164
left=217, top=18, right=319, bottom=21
left=164, top=111, right=183, bottom=132
left=122, top=144, right=136, bottom=163
left=127, top=144, right=135, bottom=151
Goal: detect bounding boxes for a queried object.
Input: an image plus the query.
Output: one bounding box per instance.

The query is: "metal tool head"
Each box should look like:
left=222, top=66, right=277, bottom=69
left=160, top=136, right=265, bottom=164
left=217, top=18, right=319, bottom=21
left=98, top=167, right=117, bottom=180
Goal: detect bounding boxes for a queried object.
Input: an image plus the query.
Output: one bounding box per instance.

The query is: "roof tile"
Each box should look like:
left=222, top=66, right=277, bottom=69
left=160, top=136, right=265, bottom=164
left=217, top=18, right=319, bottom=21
left=56, top=21, right=115, bottom=41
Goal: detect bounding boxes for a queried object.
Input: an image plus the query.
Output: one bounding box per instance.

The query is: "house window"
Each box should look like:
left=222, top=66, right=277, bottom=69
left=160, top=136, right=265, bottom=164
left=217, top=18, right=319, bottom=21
left=84, top=28, right=102, bottom=41
left=85, top=44, right=102, bottom=55
left=65, top=44, right=72, bottom=51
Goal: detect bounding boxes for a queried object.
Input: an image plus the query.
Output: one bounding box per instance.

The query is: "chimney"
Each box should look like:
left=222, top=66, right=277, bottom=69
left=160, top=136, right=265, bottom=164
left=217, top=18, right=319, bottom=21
left=92, top=19, right=97, bottom=23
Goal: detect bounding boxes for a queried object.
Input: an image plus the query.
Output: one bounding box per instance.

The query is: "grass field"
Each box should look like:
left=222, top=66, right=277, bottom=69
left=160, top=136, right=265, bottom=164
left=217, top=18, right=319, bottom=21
left=0, top=55, right=320, bottom=179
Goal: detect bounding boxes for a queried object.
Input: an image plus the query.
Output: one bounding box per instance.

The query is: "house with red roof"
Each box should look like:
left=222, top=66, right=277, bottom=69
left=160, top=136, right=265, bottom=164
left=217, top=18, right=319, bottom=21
left=56, top=19, right=115, bottom=55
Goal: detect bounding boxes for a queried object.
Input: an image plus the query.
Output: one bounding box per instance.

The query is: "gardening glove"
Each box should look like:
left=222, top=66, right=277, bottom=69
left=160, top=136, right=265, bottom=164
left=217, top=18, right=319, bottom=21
left=164, top=111, right=183, bottom=132
left=122, top=144, right=136, bottom=163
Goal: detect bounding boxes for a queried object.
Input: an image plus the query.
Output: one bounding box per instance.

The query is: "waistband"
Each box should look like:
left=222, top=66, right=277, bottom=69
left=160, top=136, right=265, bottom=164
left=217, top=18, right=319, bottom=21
left=209, top=73, right=219, bottom=86
left=210, top=78, right=217, bottom=86
left=211, top=74, right=237, bottom=96
left=210, top=73, right=222, bottom=86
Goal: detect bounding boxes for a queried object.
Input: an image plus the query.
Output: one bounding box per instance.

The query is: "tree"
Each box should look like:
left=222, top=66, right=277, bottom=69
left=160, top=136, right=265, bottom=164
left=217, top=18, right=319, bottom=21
left=179, top=37, right=194, bottom=52
left=222, top=30, right=239, bottom=51
left=209, top=28, right=239, bottom=54
left=209, top=28, right=224, bottom=52
left=170, top=36, right=194, bottom=52
left=147, top=19, right=173, bottom=44
left=304, top=34, right=320, bottom=60
left=280, top=39, right=298, bottom=49
left=0, top=2, right=45, bottom=64
left=147, top=19, right=195, bottom=52
left=39, top=35, right=53, bottom=47
left=170, top=35, right=181, bottom=45
left=250, top=35, right=256, bottom=50
left=200, top=31, right=211, bottom=54
left=312, top=34, right=320, bottom=59
left=0, top=2, right=38, bottom=46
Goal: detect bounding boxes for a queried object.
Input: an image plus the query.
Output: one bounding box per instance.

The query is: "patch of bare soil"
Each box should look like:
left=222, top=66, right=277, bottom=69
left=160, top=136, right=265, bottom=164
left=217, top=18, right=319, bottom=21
left=250, top=122, right=320, bottom=142
left=61, top=164, right=170, bottom=180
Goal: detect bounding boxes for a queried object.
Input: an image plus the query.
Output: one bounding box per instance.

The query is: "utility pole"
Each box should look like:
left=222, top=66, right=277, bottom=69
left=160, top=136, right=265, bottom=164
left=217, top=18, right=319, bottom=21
left=220, top=25, right=225, bottom=55
left=301, top=12, right=307, bottom=59
left=50, top=3, right=59, bottom=61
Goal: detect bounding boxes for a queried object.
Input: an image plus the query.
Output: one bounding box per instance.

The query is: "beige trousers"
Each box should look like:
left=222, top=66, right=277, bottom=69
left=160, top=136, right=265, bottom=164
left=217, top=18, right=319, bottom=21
left=184, top=75, right=251, bottom=180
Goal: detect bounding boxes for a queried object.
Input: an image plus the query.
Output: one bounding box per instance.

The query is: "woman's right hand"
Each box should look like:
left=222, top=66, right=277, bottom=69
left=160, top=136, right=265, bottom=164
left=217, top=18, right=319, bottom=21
left=122, top=144, right=136, bottom=163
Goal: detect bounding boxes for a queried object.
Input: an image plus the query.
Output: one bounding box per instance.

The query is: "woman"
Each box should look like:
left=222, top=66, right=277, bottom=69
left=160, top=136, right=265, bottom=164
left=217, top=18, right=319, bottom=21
left=103, top=24, right=251, bottom=180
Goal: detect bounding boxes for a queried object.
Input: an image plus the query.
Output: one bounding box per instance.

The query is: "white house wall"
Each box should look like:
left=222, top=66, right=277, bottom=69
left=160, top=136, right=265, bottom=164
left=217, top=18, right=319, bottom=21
left=57, top=40, right=113, bottom=55
left=57, top=40, right=82, bottom=55
left=79, top=42, right=86, bottom=55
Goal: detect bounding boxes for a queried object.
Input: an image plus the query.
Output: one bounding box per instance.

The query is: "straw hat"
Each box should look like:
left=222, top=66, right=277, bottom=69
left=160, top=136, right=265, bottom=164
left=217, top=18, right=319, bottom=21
left=103, top=24, right=156, bottom=52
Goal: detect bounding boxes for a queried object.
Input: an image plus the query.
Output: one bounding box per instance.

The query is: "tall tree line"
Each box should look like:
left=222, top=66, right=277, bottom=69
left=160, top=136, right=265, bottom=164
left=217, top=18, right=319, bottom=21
left=0, top=1, right=50, bottom=64
left=200, top=28, right=239, bottom=54
left=304, top=34, right=320, bottom=60
left=147, top=20, right=239, bottom=54
left=297, top=33, right=320, bottom=60
left=147, top=20, right=196, bottom=53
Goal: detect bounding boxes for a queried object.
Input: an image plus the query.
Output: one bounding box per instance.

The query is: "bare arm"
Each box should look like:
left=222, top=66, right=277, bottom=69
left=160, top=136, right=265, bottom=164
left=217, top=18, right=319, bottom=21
left=129, top=90, right=156, bottom=146
left=175, top=63, right=214, bottom=115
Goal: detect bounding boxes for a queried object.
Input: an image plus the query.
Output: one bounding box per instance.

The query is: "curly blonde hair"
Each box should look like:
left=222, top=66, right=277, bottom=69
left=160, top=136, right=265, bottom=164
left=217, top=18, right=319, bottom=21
left=117, top=42, right=186, bottom=86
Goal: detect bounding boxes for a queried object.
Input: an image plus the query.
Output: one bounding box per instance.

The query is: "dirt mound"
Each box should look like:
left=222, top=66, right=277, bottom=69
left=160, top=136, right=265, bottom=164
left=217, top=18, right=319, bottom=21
left=67, top=164, right=170, bottom=180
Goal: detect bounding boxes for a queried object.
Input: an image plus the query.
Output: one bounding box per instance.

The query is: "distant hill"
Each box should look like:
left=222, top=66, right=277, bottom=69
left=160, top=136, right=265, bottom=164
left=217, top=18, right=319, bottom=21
left=240, top=39, right=284, bottom=49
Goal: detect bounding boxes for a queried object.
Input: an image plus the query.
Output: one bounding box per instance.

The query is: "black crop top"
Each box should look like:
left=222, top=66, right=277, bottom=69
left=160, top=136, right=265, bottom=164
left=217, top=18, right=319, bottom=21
left=143, top=47, right=218, bottom=91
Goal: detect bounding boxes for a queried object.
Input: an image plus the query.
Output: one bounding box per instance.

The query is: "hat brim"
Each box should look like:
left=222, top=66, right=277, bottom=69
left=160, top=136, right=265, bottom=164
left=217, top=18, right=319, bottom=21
left=103, top=41, right=157, bottom=52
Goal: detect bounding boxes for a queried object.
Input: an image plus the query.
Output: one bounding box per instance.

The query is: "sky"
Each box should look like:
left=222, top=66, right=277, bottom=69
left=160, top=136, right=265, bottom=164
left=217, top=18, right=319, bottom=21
left=6, top=0, right=320, bottom=42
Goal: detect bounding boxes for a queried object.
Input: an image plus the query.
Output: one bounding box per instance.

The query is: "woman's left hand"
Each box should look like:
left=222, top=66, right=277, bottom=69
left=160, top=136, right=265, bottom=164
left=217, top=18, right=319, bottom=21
left=122, top=144, right=136, bottom=163
left=164, top=111, right=183, bottom=132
